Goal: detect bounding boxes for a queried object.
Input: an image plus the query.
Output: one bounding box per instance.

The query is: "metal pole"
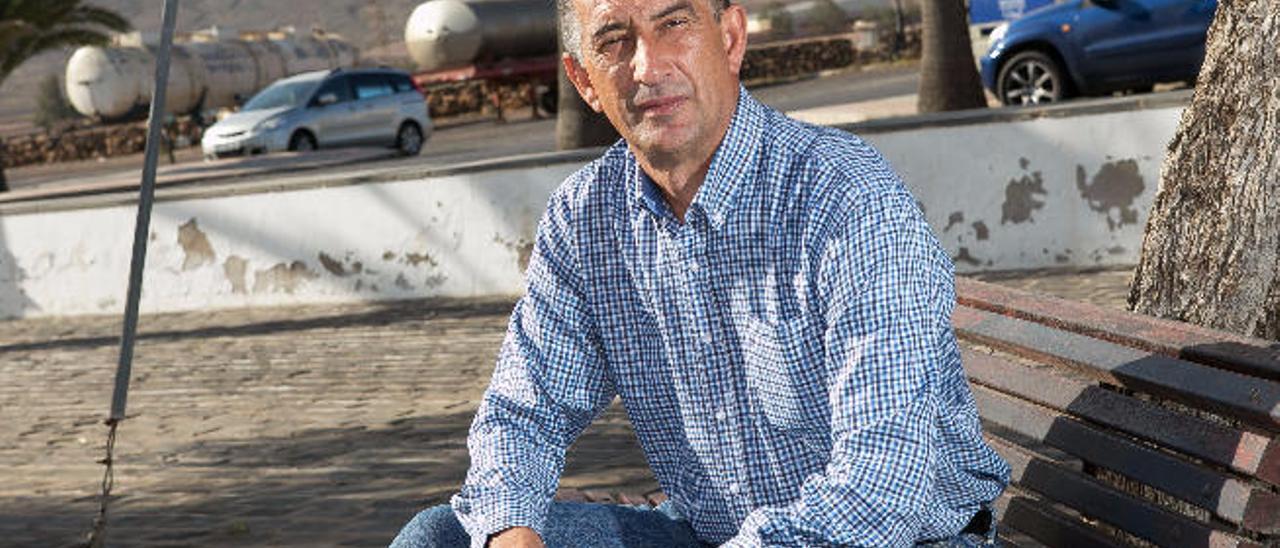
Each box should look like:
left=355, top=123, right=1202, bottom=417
left=109, top=0, right=180, bottom=423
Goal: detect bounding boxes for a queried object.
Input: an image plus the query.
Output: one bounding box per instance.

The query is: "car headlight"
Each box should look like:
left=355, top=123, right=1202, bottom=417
left=255, top=116, right=285, bottom=132
left=988, top=23, right=1009, bottom=46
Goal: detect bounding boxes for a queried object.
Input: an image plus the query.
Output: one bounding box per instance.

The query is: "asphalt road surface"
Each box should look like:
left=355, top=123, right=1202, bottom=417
left=4, top=64, right=920, bottom=196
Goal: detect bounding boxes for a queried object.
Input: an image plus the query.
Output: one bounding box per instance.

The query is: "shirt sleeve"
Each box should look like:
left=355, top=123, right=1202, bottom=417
left=725, top=190, right=961, bottom=547
left=450, top=189, right=616, bottom=548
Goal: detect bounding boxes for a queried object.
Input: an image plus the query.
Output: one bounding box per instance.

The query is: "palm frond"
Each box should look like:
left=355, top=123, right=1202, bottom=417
left=0, top=1, right=130, bottom=88
left=1, top=27, right=110, bottom=77
left=63, top=5, right=131, bottom=33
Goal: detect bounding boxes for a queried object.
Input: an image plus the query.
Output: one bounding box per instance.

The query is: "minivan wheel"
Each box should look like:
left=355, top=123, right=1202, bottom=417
left=396, top=123, right=424, bottom=156
left=997, top=51, right=1066, bottom=106
left=288, top=131, right=316, bottom=152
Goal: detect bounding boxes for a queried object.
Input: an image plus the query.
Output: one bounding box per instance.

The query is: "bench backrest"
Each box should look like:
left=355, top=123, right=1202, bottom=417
left=955, top=278, right=1280, bottom=548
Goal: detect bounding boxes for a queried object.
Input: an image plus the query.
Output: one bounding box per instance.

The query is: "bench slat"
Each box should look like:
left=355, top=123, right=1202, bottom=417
left=955, top=277, right=1280, bottom=382
left=963, top=348, right=1280, bottom=488
left=986, top=434, right=1256, bottom=548
left=997, top=524, right=1053, bottom=548
left=994, top=488, right=1127, bottom=548
left=954, top=305, right=1280, bottom=433
left=975, top=383, right=1280, bottom=533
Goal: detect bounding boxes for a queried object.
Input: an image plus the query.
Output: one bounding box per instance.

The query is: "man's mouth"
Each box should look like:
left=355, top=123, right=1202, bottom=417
left=635, top=96, right=686, bottom=117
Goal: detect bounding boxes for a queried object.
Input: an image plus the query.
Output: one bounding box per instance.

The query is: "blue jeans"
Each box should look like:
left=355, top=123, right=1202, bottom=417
left=389, top=501, right=708, bottom=548
left=389, top=502, right=998, bottom=547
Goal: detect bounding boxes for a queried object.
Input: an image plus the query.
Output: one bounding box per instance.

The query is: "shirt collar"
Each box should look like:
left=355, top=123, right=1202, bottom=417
left=631, top=85, right=766, bottom=228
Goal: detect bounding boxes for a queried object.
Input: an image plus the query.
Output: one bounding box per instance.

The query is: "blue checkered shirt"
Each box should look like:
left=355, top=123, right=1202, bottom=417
left=451, top=87, right=1010, bottom=547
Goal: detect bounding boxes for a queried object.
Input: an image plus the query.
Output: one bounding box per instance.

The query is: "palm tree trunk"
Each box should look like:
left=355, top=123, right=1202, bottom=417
left=917, top=0, right=986, bottom=112
left=0, top=143, right=8, bottom=192
left=892, top=0, right=907, bottom=57
left=1129, top=0, right=1280, bottom=339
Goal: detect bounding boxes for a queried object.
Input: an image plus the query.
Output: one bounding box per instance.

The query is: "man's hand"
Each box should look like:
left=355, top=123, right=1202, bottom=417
left=488, top=526, right=544, bottom=548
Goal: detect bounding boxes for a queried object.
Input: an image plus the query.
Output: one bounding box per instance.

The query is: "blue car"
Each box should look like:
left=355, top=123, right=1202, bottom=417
left=980, top=0, right=1217, bottom=106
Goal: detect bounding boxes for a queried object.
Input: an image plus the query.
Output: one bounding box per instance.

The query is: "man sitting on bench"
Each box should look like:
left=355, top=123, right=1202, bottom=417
left=390, top=0, right=1009, bottom=546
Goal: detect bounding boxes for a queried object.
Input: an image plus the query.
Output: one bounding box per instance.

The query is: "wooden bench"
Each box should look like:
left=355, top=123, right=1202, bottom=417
left=955, top=277, right=1280, bottom=547
left=560, top=278, right=1280, bottom=547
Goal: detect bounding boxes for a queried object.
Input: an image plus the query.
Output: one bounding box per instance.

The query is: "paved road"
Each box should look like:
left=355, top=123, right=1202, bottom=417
left=0, top=267, right=1129, bottom=547
left=4, top=65, right=920, bottom=196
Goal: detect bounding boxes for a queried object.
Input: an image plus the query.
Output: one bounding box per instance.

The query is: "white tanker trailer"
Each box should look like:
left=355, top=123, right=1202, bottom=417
left=65, top=27, right=359, bottom=121
left=404, top=0, right=557, bottom=73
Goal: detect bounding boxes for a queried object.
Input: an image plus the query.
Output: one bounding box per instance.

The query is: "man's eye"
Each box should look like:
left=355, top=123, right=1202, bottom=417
left=664, top=17, right=689, bottom=29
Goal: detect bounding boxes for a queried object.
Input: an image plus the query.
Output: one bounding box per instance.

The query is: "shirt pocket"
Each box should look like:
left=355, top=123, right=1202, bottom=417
left=741, top=315, right=829, bottom=434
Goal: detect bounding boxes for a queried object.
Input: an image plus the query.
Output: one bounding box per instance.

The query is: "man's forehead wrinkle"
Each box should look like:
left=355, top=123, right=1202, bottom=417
left=650, top=0, right=696, bottom=21
left=592, top=20, right=627, bottom=40
left=585, top=1, right=632, bottom=38
left=584, top=0, right=695, bottom=36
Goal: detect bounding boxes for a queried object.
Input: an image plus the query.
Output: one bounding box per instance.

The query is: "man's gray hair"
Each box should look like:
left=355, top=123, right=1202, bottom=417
left=557, top=0, right=732, bottom=61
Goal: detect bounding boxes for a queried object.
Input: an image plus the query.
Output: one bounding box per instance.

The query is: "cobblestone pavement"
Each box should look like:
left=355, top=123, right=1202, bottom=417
left=0, top=268, right=1132, bottom=547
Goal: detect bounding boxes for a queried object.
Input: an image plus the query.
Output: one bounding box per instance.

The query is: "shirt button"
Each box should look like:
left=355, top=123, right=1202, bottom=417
left=714, top=409, right=727, bottom=422
left=728, top=482, right=741, bottom=495
left=690, top=260, right=701, bottom=272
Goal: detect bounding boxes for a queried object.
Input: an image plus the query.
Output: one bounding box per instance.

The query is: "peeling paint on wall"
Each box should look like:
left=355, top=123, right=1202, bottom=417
left=177, top=219, right=216, bottom=271
left=1076, top=159, right=1145, bottom=230
left=252, top=261, right=318, bottom=294
left=972, top=221, right=990, bottom=241
left=395, top=273, right=414, bottom=291
left=423, top=273, right=448, bottom=288
left=224, top=256, right=248, bottom=294
left=516, top=242, right=534, bottom=272
left=944, top=212, right=965, bottom=232
left=404, top=253, right=438, bottom=267
left=953, top=247, right=982, bottom=267
left=493, top=235, right=535, bottom=273
left=1001, top=171, right=1047, bottom=225
left=318, top=252, right=348, bottom=277
left=319, top=252, right=365, bottom=278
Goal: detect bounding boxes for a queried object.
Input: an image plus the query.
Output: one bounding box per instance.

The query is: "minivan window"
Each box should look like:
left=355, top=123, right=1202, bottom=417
left=353, top=74, right=395, bottom=100
left=243, top=79, right=319, bottom=111
left=388, top=74, right=416, bottom=93
left=311, top=76, right=353, bottom=106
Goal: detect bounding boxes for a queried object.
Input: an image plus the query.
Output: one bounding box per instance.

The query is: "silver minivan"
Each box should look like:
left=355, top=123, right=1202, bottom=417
left=201, top=68, right=432, bottom=161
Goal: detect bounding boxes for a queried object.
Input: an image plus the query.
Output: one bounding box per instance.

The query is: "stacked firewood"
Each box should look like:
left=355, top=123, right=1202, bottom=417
left=423, top=80, right=540, bottom=119
left=742, top=38, right=857, bottom=82
left=0, top=119, right=204, bottom=168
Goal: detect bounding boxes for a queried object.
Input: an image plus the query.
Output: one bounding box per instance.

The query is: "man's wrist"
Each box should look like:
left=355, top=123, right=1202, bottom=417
left=487, top=526, right=543, bottom=548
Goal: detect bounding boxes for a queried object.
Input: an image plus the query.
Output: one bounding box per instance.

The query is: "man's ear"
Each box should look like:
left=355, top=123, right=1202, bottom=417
left=721, top=4, right=748, bottom=77
left=562, top=53, right=603, bottom=113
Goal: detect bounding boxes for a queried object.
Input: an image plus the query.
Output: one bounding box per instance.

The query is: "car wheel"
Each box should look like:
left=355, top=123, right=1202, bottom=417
left=997, top=51, right=1067, bottom=106
left=396, top=123, right=424, bottom=156
left=288, top=131, right=316, bottom=153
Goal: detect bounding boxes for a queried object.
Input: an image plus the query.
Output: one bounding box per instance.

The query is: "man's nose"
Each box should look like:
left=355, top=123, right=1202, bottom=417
left=631, top=36, right=666, bottom=85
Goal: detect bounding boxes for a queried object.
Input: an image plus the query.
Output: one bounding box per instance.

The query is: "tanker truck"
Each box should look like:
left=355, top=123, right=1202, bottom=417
left=65, top=26, right=359, bottom=123
left=405, top=0, right=555, bottom=74
left=404, top=0, right=560, bottom=116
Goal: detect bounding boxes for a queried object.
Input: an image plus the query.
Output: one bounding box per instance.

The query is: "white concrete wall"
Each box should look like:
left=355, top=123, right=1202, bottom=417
left=868, top=106, right=1178, bottom=272
left=0, top=100, right=1184, bottom=318
left=0, top=163, right=573, bottom=318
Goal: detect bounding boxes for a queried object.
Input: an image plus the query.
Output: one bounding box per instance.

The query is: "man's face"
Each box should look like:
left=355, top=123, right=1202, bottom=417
left=565, top=0, right=747, bottom=161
